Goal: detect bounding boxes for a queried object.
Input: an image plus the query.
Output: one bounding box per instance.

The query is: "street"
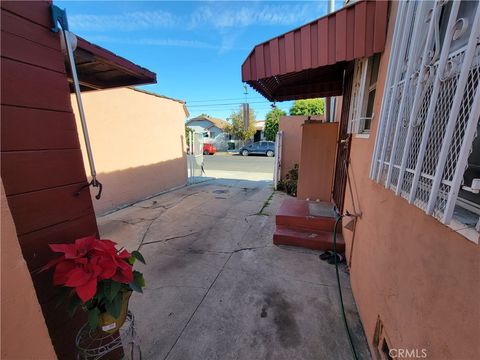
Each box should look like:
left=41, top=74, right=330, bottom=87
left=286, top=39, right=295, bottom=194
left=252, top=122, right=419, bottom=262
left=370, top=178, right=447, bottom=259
left=202, top=153, right=274, bottom=181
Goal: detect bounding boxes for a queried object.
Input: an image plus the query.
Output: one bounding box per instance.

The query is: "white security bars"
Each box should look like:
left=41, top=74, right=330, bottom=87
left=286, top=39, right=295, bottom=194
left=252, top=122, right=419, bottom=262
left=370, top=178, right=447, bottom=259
left=370, top=0, right=480, bottom=228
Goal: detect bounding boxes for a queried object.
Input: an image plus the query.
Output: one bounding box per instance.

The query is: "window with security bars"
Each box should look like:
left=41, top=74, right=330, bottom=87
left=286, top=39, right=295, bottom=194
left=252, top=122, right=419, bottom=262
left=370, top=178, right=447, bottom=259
left=370, top=0, right=480, bottom=239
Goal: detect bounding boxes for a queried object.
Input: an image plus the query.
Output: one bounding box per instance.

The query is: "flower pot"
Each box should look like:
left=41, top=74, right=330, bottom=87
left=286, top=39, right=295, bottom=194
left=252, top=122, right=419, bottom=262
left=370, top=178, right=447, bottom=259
left=98, top=291, right=132, bottom=333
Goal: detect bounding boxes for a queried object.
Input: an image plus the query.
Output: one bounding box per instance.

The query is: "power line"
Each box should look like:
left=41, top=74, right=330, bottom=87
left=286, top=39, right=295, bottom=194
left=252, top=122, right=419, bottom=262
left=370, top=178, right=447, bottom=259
left=185, top=96, right=265, bottom=103
left=186, top=100, right=273, bottom=108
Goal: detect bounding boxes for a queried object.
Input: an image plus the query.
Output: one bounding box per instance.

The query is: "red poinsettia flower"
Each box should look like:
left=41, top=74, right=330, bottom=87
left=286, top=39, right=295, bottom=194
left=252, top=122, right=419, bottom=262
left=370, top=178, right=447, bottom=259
left=42, top=236, right=134, bottom=303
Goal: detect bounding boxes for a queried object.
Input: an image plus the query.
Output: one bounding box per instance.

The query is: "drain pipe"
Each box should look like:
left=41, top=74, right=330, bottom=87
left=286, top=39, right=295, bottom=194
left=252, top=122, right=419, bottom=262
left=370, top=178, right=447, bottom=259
left=51, top=6, right=103, bottom=199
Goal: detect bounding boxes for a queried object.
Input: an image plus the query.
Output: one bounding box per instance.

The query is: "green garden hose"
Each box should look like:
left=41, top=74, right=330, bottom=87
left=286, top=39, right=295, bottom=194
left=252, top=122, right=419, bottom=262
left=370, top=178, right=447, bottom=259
left=333, top=215, right=359, bottom=360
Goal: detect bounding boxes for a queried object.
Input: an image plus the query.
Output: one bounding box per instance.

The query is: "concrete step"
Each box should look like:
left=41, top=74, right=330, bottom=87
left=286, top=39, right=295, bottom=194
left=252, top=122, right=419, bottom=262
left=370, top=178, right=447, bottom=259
left=275, top=198, right=338, bottom=233
left=273, top=225, right=345, bottom=252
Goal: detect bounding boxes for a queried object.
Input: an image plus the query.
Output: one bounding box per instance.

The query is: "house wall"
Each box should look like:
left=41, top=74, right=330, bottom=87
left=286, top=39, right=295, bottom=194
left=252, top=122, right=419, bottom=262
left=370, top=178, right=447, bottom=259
left=0, top=1, right=99, bottom=358
left=72, top=88, right=188, bottom=215
left=342, top=2, right=480, bottom=359
left=1, top=181, right=57, bottom=359
left=279, top=115, right=324, bottom=179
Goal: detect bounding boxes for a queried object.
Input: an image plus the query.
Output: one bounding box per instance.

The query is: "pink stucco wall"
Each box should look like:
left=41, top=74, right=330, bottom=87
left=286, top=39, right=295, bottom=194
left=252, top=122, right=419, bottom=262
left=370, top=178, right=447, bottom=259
left=279, top=115, right=324, bottom=179
left=342, top=2, right=480, bottom=359
left=72, top=88, right=188, bottom=214
left=1, top=180, right=57, bottom=359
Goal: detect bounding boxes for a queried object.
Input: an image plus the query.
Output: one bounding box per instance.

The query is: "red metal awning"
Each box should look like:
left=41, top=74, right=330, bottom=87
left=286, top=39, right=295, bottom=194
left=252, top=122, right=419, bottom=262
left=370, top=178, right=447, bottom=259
left=241, top=0, right=388, bottom=101
left=69, top=36, right=157, bottom=91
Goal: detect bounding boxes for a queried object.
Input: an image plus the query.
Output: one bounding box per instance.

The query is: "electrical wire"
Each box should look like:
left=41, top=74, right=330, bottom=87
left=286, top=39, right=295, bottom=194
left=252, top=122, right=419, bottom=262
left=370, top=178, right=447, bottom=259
left=333, top=215, right=359, bottom=360
left=185, top=96, right=265, bottom=103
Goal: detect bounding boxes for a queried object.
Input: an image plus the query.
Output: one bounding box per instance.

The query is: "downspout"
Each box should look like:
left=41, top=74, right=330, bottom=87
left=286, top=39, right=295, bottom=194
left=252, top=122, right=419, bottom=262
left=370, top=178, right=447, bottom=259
left=325, top=0, right=336, bottom=122
left=50, top=6, right=103, bottom=199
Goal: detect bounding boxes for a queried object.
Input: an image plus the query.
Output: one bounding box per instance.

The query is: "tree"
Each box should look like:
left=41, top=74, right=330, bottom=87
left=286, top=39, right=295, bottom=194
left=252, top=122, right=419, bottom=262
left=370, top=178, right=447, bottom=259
left=185, top=126, right=194, bottom=149
left=224, top=107, right=257, bottom=141
left=289, top=98, right=325, bottom=116
left=264, top=108, right=286, bottom=141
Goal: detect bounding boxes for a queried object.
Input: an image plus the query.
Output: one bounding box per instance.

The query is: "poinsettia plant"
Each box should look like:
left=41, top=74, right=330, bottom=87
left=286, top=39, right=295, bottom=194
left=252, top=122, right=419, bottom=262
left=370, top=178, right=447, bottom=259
left=42, top=235, right=145, bottom=328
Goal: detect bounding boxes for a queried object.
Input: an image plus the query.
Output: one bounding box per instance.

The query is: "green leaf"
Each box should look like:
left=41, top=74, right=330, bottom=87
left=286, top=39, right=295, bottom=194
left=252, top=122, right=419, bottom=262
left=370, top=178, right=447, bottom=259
left=127, top=256, right=136, bottom=265
left=68, top=296, right=82, bottom=318
left=105, top=293, right=122, bottom=318
left=132, top=250, right=146, bottom=264
left=135, top=271, right=145, bottom=288
left=129, top=281, right=143, bottom=293
left=88, top=308, right=100, bottom=329
left=108, top=281, right=121, bottom=302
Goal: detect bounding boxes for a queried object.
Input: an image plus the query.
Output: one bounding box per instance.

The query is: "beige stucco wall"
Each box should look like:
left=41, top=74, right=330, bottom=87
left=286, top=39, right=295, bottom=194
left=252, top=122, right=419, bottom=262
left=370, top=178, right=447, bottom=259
left=72, top=88, right=188, bottom=214
left=1, top=180, right=57, bottom=359
left=342, top=2, right=480, bottom=359
left=279, top=115, right=324, bottom=179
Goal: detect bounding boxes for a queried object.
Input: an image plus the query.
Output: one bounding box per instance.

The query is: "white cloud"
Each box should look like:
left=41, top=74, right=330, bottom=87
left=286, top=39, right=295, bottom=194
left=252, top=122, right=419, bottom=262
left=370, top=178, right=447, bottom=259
left=84, top=35, right=218, bottom=50
left=189, top=2, right=326, bottom=29
left=69, top=11, right=176, bottom=31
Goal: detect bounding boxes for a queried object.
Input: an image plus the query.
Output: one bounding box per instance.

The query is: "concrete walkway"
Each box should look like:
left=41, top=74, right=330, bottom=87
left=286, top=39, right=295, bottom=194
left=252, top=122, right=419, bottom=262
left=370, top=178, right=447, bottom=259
left=97, top=179, right=370, bottom=360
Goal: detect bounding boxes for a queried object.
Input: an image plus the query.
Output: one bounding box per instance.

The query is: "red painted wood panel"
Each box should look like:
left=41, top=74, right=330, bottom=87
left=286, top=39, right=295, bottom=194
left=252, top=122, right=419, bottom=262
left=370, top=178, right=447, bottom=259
left=279, top=37, right=286, bottom=74
left=270, top=38, right=280, bottom=75
left=255, top=45, right=265, bottom=79
left=1, top=30, right=65, bottom=73
left=354, top=1, right=367, bottom=58
left=365, top=1, right=376, bottom=57
left=19, top=213, right=98, bottom=272
left=301, top=25, right=311, bottom=70
left=373, top=0, right=388, bottom=53
left=327, top=16, right=336, bottom=65
left=242, top=57, right=250, bottom=82
left=310, top=22, right=319, bottom=68
left=7, top=183, right=94, bottom=236
left=345, top=7, right=356, bottom=61
left=264, top=43, right=272, bottom=77
left=1, top=57, right=72, bottom=112
left=241, top=0, right=389, bottom=83
left=1, top=10, right=61, bottom=51
left=318, top=18, right=328, bottom=66
left=250, top=52, right=257, bottom=81
left=1, top=1, right=52, bottom=29
left=294, top=30, right=302, bottom=72
left=285, top=32, right=295, bottom=73
left=2, top=150, right=87, bottom=196
left=335, top=9, right=347, bottom=62
left=1, top=105, right=80, bottom=151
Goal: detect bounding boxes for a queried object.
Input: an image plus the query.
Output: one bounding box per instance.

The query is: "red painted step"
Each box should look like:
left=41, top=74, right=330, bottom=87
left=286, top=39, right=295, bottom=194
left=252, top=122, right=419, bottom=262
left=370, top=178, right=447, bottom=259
left=275, top=198, right=338, bottom=232
left=273, top=225, right=345, bottom=252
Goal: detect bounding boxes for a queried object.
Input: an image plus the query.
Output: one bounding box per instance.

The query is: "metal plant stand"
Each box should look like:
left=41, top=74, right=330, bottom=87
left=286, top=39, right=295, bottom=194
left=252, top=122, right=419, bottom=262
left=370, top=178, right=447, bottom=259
left=76, top=311, right=141, bottom=360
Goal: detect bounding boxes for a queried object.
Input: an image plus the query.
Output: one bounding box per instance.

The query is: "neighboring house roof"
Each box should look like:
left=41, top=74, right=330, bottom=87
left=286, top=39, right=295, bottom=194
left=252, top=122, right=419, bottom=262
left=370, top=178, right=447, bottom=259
left=255, top=121, right=265, bottom=131
left=186, top=116, right=229, bottom=130
left=129, top=87, right=189, bottom=117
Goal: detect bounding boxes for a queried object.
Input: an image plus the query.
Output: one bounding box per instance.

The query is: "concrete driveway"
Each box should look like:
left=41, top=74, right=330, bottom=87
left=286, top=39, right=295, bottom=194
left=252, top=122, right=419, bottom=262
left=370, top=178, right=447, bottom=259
left=97, top=179, right=370, bottom=360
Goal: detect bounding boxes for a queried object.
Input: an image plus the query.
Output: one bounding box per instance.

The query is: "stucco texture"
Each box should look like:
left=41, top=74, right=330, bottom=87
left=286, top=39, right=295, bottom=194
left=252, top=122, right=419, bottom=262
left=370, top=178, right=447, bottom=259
left=1, top=180, right=56, bottom=359
left=342, top=2, right=480, bottom=359
left=72, top=88, right=188, bottom=215
left=279, top=115, right=324, bottom=180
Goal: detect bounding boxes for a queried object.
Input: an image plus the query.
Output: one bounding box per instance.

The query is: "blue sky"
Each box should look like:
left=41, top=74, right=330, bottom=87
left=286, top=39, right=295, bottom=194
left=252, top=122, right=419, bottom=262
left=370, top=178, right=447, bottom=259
left=57, top=1, right=341, bottom=120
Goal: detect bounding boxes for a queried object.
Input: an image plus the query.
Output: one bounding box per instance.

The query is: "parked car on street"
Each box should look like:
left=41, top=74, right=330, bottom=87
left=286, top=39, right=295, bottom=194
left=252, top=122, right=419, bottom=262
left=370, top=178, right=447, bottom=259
left=239, top=141, right=275, bottom=157
left=203, top=143, right=216, bottom=155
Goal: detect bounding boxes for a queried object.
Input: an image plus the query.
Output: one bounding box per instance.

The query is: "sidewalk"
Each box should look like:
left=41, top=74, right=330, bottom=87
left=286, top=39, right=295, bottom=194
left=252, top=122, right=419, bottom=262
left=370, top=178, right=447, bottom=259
left=97, top=179, right=370, bottom=359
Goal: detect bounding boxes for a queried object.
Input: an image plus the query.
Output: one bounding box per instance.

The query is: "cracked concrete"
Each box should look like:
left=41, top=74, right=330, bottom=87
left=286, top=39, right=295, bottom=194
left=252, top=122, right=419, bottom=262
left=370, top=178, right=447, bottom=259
left=97, top=179, right=370, bottom=360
